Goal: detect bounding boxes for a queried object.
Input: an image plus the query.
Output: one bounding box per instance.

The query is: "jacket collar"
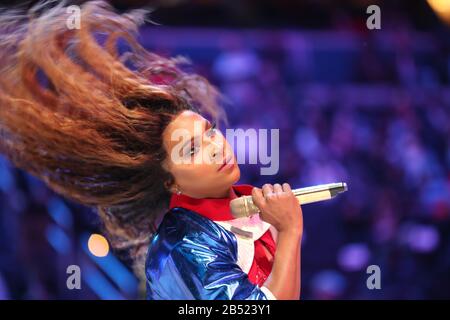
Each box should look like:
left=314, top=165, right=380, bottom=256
left=169, top=184, right=276, bottom=242
left=169, top=184, right=254, bottom=221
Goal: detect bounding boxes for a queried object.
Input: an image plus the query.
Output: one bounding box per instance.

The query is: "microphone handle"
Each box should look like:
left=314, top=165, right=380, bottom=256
left=241, top=182, right=347, bottom=216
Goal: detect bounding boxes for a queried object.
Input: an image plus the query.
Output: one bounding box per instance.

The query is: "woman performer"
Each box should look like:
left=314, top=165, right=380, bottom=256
left=0, top=1, right=303, bottom=300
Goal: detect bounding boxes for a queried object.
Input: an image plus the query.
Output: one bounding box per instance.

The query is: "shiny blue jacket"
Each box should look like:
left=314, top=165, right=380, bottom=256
left=145, top=207, right=272, bottom=300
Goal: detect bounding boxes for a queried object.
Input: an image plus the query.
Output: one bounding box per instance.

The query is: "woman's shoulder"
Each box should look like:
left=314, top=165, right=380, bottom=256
left=146, top=207, right=237, bottom=264
left=155, top=207, right=229, bottom=243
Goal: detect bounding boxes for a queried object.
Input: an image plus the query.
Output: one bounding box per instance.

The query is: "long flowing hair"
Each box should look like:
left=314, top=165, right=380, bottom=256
left=0, top=0, right=225, bottom=279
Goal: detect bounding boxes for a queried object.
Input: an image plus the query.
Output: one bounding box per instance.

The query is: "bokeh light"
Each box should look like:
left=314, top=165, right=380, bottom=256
left=427, top=0, right=450, bottom=24
left=88, top=234, right=110, bottom=257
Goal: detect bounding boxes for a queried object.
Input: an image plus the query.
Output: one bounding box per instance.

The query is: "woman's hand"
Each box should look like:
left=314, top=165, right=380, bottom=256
left=251, top=183, right=303, bottom=236
left=253, top=183, right=303, bottom=299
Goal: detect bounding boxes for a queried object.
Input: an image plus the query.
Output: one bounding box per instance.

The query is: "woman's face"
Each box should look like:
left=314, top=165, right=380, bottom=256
left=162, top=110, right=240, bottom=198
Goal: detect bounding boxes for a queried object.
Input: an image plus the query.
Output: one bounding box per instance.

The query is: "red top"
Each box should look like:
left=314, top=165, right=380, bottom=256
left=169, top=184, right=276, bottom=287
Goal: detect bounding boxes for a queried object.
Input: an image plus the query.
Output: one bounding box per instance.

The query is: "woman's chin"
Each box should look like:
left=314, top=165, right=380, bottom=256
left=229, top=166, right=241, bottom=183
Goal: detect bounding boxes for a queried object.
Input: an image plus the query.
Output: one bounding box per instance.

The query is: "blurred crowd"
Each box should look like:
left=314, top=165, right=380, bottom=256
left=185, top=26, right=450, bottom=299
left=1, top=2, right=450, bottom=299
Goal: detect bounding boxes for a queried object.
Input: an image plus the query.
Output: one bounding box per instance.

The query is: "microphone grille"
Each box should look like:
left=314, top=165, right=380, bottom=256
left=229, top=197, right=248, bottom=218
left=230, top=196, right=260, bottom=218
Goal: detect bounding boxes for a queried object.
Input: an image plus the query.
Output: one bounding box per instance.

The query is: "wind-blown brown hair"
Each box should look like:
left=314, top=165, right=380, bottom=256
left=0, top=0, right=225, bottom=279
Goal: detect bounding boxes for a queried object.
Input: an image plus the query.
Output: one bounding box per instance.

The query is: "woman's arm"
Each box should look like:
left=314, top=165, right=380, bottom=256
left=263, top=228, right=302, bottom=300
left=252, top=183, right=303, bottom=300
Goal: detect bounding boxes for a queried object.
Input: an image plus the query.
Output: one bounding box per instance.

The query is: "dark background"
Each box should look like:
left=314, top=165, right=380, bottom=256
left=0, top=0, right=449, bottom=299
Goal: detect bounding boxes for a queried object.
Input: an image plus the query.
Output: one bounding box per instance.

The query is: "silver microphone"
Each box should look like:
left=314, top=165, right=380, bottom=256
left=229, top=182, right=348, bottom=218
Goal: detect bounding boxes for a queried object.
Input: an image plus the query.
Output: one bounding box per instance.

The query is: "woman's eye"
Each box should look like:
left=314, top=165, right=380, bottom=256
left=188, top=144, right=199, bottom=156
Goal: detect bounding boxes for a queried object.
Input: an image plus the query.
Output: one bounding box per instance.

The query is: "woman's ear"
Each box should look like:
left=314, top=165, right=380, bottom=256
left=164, top=177, right=178, bottom=194
left=164, top=179, right=173, bottom=192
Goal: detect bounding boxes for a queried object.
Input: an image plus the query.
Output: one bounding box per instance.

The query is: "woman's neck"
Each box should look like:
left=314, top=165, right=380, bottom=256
left=213, top=186, right=238, bottom=199
left=229, top=187, right=238, bottom=200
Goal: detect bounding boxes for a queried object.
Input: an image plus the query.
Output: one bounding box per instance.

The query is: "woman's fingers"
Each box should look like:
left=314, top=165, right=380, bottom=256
left=252, top=187, right=266, bottom=210
left=282, top=182, right=293, bottom=194
left=255, top=182, right=303, bottom=234
left=261, top=183, right=291, bottom=199
left=262, top=183, right=274, bottom=198
left=273, top=183, right=283, bottom=194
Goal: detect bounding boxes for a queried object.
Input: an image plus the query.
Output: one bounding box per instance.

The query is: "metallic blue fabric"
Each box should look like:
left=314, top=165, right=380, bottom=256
left=145, top=207, right=270, bottom=300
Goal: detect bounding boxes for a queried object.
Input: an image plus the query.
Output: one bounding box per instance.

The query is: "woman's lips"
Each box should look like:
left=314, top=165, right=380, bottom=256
left=218, top=156, right=233, bottom=171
